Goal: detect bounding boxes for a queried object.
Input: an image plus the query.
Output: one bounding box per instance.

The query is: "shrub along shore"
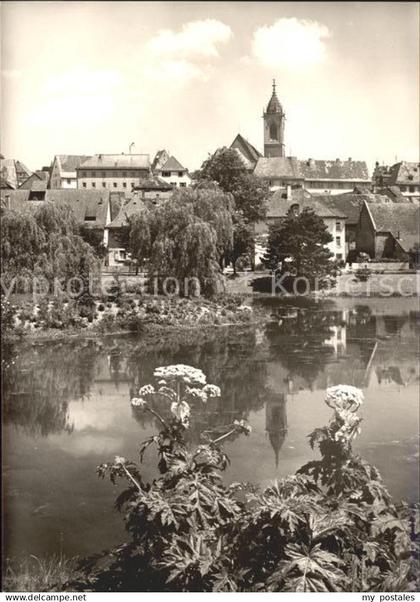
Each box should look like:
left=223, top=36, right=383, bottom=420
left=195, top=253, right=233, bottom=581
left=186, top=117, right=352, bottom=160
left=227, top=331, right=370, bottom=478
left=2, top=292, right=259, bottom=344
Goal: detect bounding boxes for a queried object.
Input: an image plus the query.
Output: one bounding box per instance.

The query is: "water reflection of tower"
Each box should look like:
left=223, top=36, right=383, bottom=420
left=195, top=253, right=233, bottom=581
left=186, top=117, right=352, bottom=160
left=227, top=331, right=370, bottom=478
left=265, top=391, right=288, bottom=468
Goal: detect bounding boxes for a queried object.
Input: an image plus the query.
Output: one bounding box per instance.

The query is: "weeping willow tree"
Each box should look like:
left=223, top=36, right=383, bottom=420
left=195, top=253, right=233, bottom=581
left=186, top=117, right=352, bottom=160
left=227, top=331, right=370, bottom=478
left=1, top=202, right=99, bottom=292
left=128, top=187, right=234, bottom=297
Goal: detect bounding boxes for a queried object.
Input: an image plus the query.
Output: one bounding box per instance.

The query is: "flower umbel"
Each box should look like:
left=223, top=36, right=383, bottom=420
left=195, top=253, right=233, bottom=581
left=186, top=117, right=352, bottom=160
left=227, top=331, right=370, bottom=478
left=154, top=364, right=206, bottom=386
left=131, top=397, right=148, bottom=409
left=203, top=384, right=221, bottom=398
left=325, top=385, right=364, bottom=413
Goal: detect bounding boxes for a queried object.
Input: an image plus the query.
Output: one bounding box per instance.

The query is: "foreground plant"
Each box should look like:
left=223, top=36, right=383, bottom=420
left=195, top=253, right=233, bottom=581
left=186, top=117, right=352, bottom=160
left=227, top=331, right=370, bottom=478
left=66, top=374, right=418, bottom=592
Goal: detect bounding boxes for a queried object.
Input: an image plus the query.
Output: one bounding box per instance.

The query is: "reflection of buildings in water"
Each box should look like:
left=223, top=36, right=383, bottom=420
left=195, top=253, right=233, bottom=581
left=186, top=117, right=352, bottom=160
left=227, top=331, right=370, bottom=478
left=323, top=324, right=347, bottom=357
left=265, top=391, right=288, bottom=468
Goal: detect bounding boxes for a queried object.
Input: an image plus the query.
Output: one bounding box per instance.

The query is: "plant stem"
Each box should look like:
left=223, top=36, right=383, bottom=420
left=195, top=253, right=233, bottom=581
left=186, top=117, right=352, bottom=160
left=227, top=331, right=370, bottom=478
left=145, top=407, right=168, bottom=429
left=121, top=464, right=142, bottom=492
left=211, top=428, right=236, bottom=446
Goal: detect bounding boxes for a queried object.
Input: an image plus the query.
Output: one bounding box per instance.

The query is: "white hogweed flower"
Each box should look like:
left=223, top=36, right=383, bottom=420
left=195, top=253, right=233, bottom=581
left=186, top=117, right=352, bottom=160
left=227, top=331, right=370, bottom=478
left=131, top=397, right=148, bottom=408
left=114, top=456, right=126, bottom=465
left=154, top=364, right=206, bottom=386
left=186, top=387, right=208, bottom=403
left=138, top=384, right=155, bottom=396
left=203, top=384, right=221, bottom=398
left=325, top=385, right=364, bottom=413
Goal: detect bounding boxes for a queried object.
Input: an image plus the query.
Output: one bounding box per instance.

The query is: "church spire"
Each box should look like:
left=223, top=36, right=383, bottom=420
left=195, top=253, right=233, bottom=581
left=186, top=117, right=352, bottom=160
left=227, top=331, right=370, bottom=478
left=263, top=79, right=286, bottom=157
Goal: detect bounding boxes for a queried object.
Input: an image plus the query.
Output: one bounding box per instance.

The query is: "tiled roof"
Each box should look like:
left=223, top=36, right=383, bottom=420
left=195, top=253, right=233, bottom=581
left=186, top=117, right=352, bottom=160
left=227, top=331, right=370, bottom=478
left=266, top=188, right=347, bottom=219
left=254, top=157, right=370, bottom=181
left=19, top=171, right=49, bottom=191
left=230, top=134, right=262, bottom=163
left=78, top=154, right=150, bottom=170
left=134, top=176, right=173, bottom=191
left=57, top=155, right=91, bottom=173
left=232, top=148, right=255, bottom=170
left=159, top=155, right=186, bottom=172
left=254, top=156, right=301, bottom=179
left=313, top=193, right=364, bottom=224
left=0, top=189, right=32, bottom=207
left=152, top=149, right=170, bottom=171
left=299, top=158, right=369, bottom=181
left=107, top=195, right=147, bottom=228
left=0, top=177, right=14, bottom=189
left=366, top=202, right=420, bottom=252
left=1, top=158, right=32, bottom=188
left=44, top=189, right=110, bottom=228
left=388, top=161, right=420, bottom=186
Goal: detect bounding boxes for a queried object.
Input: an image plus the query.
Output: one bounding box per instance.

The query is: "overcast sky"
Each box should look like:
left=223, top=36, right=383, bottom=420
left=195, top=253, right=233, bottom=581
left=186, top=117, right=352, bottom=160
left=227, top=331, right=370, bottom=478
left=1, top=1, right=419, bottom=173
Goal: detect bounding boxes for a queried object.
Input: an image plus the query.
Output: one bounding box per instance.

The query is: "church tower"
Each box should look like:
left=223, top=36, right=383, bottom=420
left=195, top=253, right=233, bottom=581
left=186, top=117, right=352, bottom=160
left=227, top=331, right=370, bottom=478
left=265, top=392, right=288, bottom=468
left=263, top=79, right=285, bottom=158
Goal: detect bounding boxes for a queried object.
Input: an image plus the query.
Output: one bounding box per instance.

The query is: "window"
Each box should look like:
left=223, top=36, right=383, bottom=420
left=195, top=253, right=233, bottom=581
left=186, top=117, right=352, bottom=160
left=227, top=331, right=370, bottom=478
left=102, top=172, right=106, bottom=178
left=336, top=221, right=342, bottom=231
left=113, top=182, right=117, bottom=188
left=409, top=186, right=415, bottom=193
left=91, top=171, right=96, bottom=177
left=113, top=171, right=117, bottom=177
left=336, top=236, right=341, bottom=247
left=171, top=182, right=176, bottom=186
left=291, top=204, right=300, bottom=216
left=82, top=182, right=87, bottom=188
left=401, top=185, right=407, bottom=192
left=162, top=171, right=171, bottom=177
left=123, top=182, right=127, bottom=188
left=122, top=172, right=127, bottom=177
left=102, top=182, right=106, bottom=188
left=66, top=178, right=72, bottom=185
left=336, top=253, right=343, bottom=260
left=180, top=183, right=186, bottom=187
left=92, top=182, right=96, bottom=188
left=178, top=171, right=184, bottom=177
left=84, top=216, right=96, bottom=222
left=269, top=122, right=278, bottom=140
left=81, top=171, right=86, bottom=177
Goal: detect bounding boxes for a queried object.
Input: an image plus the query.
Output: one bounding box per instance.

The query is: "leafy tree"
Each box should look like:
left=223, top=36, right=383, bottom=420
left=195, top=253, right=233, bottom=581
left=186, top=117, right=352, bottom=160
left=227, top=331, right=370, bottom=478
left=128, top=189, right=234, bottom=297
left=1, top=202, right=99, bottom=290
left=228, top=218, right=254, bottom=275
left=194, top=148, right=269, bottom=270
left=79, top=227, right=107, bottom=260
left=262, top=207, right=337, bottom=288
left=194, top=147, right=246, bottom=194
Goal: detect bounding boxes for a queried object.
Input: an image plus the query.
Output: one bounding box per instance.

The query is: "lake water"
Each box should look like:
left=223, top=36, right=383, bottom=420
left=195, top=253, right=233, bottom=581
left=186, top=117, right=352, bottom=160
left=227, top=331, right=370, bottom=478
left=3, top=296, right=419, bottom=560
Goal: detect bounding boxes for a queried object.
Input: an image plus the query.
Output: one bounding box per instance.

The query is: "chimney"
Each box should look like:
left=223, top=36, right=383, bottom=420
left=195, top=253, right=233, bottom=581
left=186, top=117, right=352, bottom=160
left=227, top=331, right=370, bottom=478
left=286, top=184, right=292, bottom=200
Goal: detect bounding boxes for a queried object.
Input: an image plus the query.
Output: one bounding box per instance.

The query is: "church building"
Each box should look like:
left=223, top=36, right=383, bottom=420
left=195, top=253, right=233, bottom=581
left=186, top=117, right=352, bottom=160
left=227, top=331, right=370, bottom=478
left=230, top=80, right=371, bottom=196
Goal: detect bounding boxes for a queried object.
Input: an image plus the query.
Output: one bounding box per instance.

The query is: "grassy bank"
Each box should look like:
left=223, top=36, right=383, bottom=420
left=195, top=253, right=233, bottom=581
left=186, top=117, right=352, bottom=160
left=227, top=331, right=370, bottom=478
left=4, top=555, right=79, bottom=592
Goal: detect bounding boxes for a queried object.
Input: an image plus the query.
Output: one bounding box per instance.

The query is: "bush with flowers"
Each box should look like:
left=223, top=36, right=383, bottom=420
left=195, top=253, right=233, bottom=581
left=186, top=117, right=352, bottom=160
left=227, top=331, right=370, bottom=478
left=65, top=376, right=418, bottom=593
